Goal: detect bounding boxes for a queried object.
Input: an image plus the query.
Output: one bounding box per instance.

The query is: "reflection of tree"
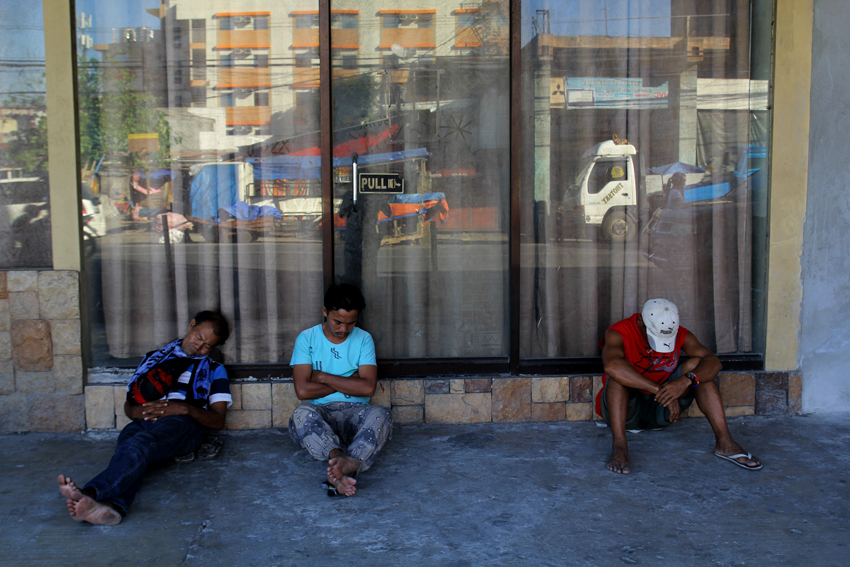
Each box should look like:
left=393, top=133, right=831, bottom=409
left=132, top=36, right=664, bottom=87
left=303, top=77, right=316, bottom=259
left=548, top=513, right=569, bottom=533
left=2, top=81, right=48, bottom=176
left=78, top=56, right=102, bottom=167
left=77, top=58, right=178, bottom=170
left=3, top=110, right=48, bottom=176
left=333, top=73, right=378, bottom=131
left=101, top=71, right=176, bottom=169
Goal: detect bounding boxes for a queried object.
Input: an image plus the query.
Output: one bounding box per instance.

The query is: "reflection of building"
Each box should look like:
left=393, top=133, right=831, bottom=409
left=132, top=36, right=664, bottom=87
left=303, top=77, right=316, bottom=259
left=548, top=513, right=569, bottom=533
left=93, top=26, right=167, bottom=107
left=523, top=2, right=764, bottom=213
left=133, top=0, right=511, bottom=155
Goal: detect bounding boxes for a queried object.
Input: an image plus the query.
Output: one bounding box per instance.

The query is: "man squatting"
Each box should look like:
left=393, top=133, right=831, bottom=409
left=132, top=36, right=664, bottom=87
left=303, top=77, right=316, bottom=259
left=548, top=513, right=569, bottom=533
left=597, top=298, right=761, bottom=474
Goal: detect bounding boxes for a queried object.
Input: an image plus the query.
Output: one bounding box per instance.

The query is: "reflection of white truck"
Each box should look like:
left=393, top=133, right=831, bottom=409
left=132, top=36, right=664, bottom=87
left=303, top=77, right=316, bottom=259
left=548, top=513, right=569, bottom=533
left=559, top=139, right=760, bottom=242
left=559, top=140, right=645, bottom=242
left=559, top=140, right=680, bottom=243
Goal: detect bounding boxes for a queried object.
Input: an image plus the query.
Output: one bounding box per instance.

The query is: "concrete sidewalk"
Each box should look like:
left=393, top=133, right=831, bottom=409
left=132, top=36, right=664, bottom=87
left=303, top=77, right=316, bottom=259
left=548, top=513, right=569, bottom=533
left=2, top=413, right=848, bottom=566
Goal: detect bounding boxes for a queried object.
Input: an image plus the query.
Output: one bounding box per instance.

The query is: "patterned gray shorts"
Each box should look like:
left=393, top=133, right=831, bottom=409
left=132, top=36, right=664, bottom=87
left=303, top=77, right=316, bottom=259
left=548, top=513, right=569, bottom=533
left=289, top=402, right=393, bottom=473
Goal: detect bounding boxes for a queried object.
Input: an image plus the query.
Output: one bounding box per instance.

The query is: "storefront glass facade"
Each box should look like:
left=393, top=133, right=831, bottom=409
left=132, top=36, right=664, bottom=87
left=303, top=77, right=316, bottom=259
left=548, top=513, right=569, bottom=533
left=68, top=0, right=771, bottom=375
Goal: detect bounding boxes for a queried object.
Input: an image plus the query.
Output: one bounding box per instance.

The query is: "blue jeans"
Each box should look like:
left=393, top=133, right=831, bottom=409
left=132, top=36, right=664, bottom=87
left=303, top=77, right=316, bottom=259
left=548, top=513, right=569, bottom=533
left=83, top=415, right=203, bottom=516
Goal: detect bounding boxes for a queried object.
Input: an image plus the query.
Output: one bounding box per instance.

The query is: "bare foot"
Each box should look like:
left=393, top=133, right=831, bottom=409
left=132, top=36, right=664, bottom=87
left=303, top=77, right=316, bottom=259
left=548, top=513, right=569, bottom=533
left=58, top=474, right=121, bottom=525
left=57, top=474, right=83, bottom=501
left=715, top=441, right=761, bottom=469
left=68, top=494, right=122, bottom=525
left=327, top=453, right=360, bottom=497
left=606, top=443, right=631, bottom=475
left=327, top=453, right=360, bottom=483
left=327, top=472, right=357, bottom=497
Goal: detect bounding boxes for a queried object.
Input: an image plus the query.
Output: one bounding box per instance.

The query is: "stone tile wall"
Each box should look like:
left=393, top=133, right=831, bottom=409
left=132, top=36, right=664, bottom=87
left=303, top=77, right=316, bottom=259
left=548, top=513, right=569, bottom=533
left=80, top=370, right=802, bottom=431
left=0, top=270, right=85, bottom=432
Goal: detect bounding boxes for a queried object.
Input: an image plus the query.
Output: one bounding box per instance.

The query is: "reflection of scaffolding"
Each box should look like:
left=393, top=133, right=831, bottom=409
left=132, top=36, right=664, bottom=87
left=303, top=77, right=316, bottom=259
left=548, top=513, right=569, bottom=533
left=460, top=0, right=510, bottom=55
left=532, top=9, right=550, bottom=37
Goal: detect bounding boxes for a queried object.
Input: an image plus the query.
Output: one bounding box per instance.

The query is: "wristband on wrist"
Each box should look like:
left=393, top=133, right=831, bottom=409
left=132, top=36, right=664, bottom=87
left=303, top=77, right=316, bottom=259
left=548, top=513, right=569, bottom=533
left=686, top=372, right=700, bottom=387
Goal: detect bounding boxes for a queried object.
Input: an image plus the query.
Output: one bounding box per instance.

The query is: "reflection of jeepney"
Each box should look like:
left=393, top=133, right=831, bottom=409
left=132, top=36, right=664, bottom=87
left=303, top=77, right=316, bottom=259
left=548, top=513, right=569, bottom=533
left=331, top=149, right=448, bottom=245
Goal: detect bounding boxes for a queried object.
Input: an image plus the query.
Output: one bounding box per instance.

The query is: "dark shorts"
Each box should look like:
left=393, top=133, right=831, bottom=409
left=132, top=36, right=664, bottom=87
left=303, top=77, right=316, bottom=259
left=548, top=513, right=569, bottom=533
left=600, top=363, right=696, bottom=430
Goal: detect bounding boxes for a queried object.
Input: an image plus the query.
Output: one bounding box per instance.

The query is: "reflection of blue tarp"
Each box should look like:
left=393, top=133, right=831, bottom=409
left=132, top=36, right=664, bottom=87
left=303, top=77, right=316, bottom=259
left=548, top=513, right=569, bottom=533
left=647, top=162, right=706, bottom=175
left=248, top=156, right=322, bottom=181
left=389, top=192, right=446, bottom=204
left=215, top=201, right=282, bottom=223
left=190, top=164, right=239, bottom=221
left=134, top=169, right=172, bottom=180
left=247, top=148, right=429, bottom=181
left=684, top=182, right=731, bottom=203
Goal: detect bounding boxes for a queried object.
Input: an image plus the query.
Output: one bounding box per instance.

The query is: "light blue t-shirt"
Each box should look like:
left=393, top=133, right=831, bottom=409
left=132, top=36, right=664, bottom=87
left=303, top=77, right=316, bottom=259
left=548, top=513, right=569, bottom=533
left=290, top=324, right=376, bottom=405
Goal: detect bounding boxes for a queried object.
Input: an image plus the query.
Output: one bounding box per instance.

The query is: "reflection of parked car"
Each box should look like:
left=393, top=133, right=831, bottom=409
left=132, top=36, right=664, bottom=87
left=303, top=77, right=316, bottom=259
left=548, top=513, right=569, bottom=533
left=0, top=176, right=107, bottom=264
left=0, top=176, right=52, bottom=266
left=81, top=182, right=107, bottom=243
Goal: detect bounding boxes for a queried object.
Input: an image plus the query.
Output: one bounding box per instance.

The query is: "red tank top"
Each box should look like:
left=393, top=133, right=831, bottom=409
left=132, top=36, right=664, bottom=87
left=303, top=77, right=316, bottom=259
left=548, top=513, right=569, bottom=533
left=594, top=313, right=688, bottom=416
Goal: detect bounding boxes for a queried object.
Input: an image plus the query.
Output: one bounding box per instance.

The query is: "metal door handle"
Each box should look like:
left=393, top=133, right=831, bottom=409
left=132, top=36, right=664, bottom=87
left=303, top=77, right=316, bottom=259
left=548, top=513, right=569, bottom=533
left=351, top=153, right=359, bottom=212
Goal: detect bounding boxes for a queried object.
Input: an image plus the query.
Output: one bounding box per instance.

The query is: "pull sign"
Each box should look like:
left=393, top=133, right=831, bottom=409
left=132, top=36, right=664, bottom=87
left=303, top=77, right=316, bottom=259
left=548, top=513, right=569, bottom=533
left=359, top=173, right=405, bottom=194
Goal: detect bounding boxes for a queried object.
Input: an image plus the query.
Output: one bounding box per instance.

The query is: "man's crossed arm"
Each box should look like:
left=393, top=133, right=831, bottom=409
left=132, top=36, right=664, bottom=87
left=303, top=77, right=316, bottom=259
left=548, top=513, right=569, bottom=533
left=602, top=328, right=722, bottom=421
left=292, top=364, right=378, bottom=401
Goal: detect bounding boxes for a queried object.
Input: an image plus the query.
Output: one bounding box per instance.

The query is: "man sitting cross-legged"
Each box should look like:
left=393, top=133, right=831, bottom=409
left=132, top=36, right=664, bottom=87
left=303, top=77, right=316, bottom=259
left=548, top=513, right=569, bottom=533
left=58, top=311, right=232, bottom=524
left=289, top=283, right=392, bottom=497
left=597, top=298, right=761, bottom=475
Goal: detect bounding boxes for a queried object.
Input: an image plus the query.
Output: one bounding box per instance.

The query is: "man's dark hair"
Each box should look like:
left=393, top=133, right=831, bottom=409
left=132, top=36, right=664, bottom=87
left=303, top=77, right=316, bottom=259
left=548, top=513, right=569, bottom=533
left=324, top=283, right=366, bottom=313
left=192, top=310, right=231, bottom=344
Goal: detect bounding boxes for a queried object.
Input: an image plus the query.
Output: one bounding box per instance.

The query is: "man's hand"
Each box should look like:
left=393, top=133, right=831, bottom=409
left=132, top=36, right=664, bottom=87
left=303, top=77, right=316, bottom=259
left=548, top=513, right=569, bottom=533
left=655, top=377, right=690, bottom=409
left=124, top=400, right=227, bottom=430
left=667, top=399, right=681, bottom=422
left=127, top=400, right=191, bottom=422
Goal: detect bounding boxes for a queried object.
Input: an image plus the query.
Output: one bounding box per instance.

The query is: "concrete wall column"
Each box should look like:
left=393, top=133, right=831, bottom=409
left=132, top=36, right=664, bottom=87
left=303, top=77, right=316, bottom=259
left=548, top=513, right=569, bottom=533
left=43, top=0, right=82, bottom=272
left=800, top=0, right=850, bottom=412
left=763, top=0, right=812, bottom=373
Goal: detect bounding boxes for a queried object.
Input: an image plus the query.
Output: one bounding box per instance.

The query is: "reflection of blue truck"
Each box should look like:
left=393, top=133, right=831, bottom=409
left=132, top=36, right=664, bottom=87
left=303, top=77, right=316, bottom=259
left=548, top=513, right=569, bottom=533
left=675, top=145, right=767, bottom=204
left=643, top=145, right=768, bottom=265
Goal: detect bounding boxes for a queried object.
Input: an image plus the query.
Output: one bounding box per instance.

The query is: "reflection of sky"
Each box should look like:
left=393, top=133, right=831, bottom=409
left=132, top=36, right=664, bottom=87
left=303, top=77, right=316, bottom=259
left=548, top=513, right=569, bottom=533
left=0, top=0, right=159, bottom=98
left=0, top=0, right=672, bottom=97
left=75, top=0, right=161, bottom=57
left=522, top=0, right=671, bottom=45
left=0, top=0, right=46, bottom=98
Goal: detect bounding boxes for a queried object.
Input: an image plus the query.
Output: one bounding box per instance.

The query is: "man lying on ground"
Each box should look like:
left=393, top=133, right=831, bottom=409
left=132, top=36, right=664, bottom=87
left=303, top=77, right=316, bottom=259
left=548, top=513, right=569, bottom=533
left=58, top=311, right=231, bottom=524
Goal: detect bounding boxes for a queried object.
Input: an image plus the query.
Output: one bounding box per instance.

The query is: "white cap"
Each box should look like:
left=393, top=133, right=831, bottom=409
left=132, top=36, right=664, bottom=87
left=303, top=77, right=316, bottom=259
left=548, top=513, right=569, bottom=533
left=641, top=298, right=679, bottom=353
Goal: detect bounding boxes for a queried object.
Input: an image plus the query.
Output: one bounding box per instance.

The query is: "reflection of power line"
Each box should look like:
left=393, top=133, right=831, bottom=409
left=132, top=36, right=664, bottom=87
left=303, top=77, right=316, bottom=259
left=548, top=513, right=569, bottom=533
left=0, top=62, right=47, bottom=67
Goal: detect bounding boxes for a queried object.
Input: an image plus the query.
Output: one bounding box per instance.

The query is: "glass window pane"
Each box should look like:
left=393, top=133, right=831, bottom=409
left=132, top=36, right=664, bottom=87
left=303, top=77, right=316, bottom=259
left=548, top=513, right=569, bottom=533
left=0, top=0, right=50, bottom=268
left=332, top=0, right=510, bottom=358
left=79, top=1, right=322, bottom=368
left=382, top=14, right=399, bottom=29
left=332, top=13, right=357, bottom=30
left=520, top=0, right=772, bottom=358
left=458, top=14, right=477, bottom=29
left=295, top=15, right=316, bottom=29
